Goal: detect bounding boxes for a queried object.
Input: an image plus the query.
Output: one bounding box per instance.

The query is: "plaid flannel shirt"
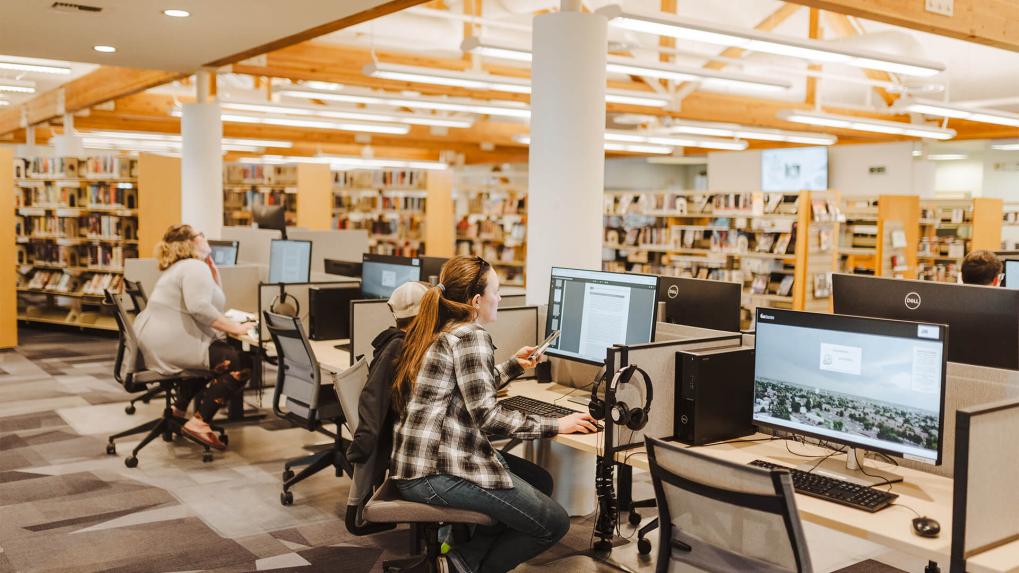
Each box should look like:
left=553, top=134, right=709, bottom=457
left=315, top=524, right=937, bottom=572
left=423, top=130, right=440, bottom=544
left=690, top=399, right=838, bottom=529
left=390, top=322, right=559, bottom=490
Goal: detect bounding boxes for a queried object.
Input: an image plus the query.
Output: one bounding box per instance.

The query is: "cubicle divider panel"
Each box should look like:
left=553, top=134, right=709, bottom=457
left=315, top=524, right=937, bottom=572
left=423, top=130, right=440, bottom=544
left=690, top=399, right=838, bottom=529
left=287, top=229, right=370, bottom=273
left=219, top=265, right=262, bottom=313
left=499, top=294, right=527, bottom=309
left=654, top=322, right=740, bottom=343
left=951, top=398, right=1019, bottom=573
left=486, top=306, right=539, bottom=366
left=349, top=299, right=397, bottom=366
left=124, top=258, right=161, bottom=299
left=258, top=279, right=358, bottom=340
left=221, top=227, right=282, bottom=266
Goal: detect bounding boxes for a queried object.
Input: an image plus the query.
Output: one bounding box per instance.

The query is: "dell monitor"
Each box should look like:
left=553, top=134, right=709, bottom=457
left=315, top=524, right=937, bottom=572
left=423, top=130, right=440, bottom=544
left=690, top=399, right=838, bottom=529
left=208, top=240, right=239, bottom=267
left=420, top=256, right=449, bottom=284
left=268, top=239, right=312, bottom=284
left=832, top=273, right=1019, bottom=370
left=754, top=308, right=948, bottom=485
left=361, top=254, right=422, bottom=299
left=1006, top=259, right=1019, bottom=289
left=543, top=267, right=660, bottom=365
left=324, top=258, right=363, bottom=278
left=658, top=276, right=741, bottom=332
left=253, top=204, right=287, bottom=238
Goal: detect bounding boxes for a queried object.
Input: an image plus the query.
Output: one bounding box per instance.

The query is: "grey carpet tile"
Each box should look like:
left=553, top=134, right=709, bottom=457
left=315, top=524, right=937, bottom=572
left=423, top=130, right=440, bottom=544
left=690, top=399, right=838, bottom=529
left=0, top=471, right=112, bottom=506
left=21, top=502, right=166, bottom=532
left=0, top=410, right=68, bottom=432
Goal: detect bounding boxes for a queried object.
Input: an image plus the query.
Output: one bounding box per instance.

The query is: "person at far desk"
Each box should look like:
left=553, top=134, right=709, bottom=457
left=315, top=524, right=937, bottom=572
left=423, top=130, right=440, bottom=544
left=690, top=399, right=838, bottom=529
left=962, top=249, right=1003, bottom=286
left=390, top=256, right=598, bottom=573
left=134, top=224, right=257, bottom=450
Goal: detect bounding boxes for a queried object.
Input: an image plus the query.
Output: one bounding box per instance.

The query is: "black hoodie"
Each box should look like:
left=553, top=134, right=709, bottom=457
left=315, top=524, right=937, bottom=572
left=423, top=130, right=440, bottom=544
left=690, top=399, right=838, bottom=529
left=346, top=326, right=405, bottom=464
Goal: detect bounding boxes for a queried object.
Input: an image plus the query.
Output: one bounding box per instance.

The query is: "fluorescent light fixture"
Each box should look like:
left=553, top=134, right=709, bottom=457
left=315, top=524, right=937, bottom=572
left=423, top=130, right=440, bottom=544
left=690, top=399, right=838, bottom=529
left=84, top=130, right=293, bottom=148
left=278, top=87, right=531, bottom=119
left=220, top=100, right=474, bottom=128
left=365, top=63, right=531, bottom=94
left=0, top=79, right=36, bottom=94
left=0, top=61, right=71, bottom=75
left=777, top=110, right=956, bottom=140
left=82, top=137, right=262, bottom=153
left=162, top=9, right=190, bottom=17
left=606, top=57, right=791, bottom=91
left=927, top=153, right=968, bottom=161
left=93, top=45, right=117, bottom=53
left=460, top=37, right=533, bottom=62
left=597, top=5, right=945, bottom=78
left=603, top=130, right=747, bottom=151
left=171, top=108, right=412, bottom=134
left=665, top=120, right=837, bottom=145
left=514, top=134, right=674, bottom=154
left=899, top=99, right=1019, bottom=128
left=990, top=140, right=1019, bottom=151
left=605, top=90, right=669, bottom=107
left=239, top=154, right=448, bottom=171
left=301, top=80, right=344, bottom=91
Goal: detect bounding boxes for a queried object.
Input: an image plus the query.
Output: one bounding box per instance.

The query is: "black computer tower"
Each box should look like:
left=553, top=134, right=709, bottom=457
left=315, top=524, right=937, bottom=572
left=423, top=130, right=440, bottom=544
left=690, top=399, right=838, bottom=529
left=675, top=346, right=755, bottom=445
left=308, top=285, right=360, bottom=341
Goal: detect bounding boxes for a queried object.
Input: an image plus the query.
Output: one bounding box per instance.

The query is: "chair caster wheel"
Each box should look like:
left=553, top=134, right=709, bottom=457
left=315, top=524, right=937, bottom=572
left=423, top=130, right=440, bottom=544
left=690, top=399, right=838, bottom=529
left=638, top=538, right=652, bottom=555
left=282, top=469, right=295, bottom=482
left=141, top=397, right=151, bottom=404
left=125, top=404, right=136, bottom=415
left=125, top=456, right=138, bottom=468
left=162, top=432, right=174, bottom=442
left=219, top=434, right=228, bottom=446
left=202, top=451, right=213, bottom=463
left=281, top=491, right=294, bottom=506
left=629, top=511, right=642, bottom=526
left=106, top=443, right=116, bottom=455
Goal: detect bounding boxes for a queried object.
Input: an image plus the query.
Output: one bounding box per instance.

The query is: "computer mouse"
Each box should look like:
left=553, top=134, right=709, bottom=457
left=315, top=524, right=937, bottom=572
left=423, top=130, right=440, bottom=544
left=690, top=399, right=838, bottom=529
left=912, top=516, right=941, bottom=538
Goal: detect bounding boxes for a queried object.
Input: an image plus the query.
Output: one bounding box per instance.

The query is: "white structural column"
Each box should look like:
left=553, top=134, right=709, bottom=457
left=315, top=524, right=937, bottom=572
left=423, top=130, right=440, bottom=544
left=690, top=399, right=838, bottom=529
left=525, top=9, right=608, bottom=304
left=181, top=74, right=223, bottom=238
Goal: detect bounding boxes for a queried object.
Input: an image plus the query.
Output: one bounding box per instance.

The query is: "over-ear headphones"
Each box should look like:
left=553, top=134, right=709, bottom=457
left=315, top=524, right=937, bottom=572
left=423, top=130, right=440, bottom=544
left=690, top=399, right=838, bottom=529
left=589, top=364, right=654, bottom=431
left=270, top=291, right=300, bottom=317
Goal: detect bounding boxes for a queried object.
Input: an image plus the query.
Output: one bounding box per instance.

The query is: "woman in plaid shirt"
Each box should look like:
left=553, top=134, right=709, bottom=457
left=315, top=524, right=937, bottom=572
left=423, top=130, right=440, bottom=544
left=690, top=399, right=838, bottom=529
left=391, top=256, right=599, bottom=573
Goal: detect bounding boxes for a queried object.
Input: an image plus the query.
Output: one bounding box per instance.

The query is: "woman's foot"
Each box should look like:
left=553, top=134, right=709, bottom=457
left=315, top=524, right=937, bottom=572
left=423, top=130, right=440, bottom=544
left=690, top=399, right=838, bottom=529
left=172, top=406, right=187, bottom=419
left=182, top=417, right=226, bottom=450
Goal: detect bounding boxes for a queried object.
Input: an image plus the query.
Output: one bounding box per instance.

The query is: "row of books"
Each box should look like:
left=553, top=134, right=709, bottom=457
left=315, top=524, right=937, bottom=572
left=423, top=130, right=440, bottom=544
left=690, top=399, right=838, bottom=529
left=456, top=218, right=526, bottom=243
left=454, top=241, right=523, bottom=264
left=336, top=214, right=424, bottom=239
left=370, top=241, right=423, bottom=257
left=84, top=244, right=136, bottom=269
left=921, top=206, right=970, bottom=225
left=16, top=181, right=82, bottom=207
left=224, top=164, right=297, bottom=185
left=334, top=193, right=426, bottom=212
left=14, top=156, right=138, bottom=180
left=918, top=263, right=960, bottom=283
left=460, top=195, right=526, bottom=217
left=20, top=269, right=126, bottom=295
left=87, top=183, right=138, bottom=209
left=16, top=215, right=137, bottom=241
left=333, top=169, right=427, bottom=189
left=918, top=238, right=967, bottom=259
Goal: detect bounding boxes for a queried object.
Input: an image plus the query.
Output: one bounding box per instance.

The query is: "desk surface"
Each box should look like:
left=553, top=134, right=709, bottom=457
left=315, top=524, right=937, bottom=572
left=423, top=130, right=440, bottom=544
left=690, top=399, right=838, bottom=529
left=505, top=379, right=1019, bottom=573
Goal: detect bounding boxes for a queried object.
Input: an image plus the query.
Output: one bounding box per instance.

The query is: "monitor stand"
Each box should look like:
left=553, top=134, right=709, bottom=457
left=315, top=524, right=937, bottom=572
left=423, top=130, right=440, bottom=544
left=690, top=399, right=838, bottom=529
left=795, top=447, right=904, bottom=488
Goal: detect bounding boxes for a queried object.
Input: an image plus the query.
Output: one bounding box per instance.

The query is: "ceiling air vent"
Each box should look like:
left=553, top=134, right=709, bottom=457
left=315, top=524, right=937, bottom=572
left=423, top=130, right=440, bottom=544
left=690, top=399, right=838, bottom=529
left=50, top=2, right=103, bottom=13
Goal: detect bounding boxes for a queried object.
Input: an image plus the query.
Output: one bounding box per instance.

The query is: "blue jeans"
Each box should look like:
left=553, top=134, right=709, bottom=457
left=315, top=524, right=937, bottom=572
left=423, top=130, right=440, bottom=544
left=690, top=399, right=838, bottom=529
left=396, top=460, right=570, bottom=573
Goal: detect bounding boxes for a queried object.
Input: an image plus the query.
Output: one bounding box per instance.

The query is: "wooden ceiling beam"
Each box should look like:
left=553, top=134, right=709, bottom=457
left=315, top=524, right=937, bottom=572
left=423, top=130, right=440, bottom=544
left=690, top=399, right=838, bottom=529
left=822, top=12, right=898, bottom=107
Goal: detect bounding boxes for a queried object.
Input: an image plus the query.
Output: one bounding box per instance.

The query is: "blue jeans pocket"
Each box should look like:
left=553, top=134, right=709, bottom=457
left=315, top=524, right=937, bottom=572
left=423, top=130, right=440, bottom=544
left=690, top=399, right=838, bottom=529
left=397, top=477, right=450, bottom=506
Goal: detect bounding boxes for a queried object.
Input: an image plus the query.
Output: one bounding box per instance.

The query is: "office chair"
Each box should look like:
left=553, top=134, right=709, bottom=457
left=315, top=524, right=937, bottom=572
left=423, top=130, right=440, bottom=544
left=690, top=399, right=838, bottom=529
left=263, top=311, right=352, bottom=506
left=104, top=290, right=224, bottom=466
left=118, top=280, right=164, bottom=416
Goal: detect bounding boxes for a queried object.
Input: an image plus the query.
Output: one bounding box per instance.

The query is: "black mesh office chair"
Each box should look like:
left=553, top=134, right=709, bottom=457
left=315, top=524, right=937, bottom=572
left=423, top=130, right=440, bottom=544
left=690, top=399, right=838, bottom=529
left=263, top=311, right=352, bottom=506
left=118, top=280, right=164, bottom=416
left=104, top=290, right=224, bottom=466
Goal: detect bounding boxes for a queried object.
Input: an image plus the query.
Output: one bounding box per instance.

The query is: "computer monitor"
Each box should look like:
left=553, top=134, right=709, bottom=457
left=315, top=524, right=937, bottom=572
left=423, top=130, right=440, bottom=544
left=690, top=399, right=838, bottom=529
left=832, top=273, right=1019, bottom=370
left=657, top=276, right=741, bottom=332
left=208, top=240, right=239, bottom=267
left=420, top=256, right=448, bottom=284
left=754, top=308, right=948, bottom=484
left=361, top=254, right=422, bottom=299
left=324, top=259, right=363, bottom=278
left=761, top=146, right=828, bottom=192
left=268, top=239, right=312, bottom=284
left=543, top=267, right=659, bottom=365
left=1005, top=259, right=1019, bottom=289
left=253, top=204, right=287, bottom=238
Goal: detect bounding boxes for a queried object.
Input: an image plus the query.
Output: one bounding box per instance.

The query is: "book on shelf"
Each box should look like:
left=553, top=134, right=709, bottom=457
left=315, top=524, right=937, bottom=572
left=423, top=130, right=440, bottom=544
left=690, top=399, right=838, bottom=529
left=813, top=273, right=832, bottom=298
left=777, top=275, right=795, bottom=297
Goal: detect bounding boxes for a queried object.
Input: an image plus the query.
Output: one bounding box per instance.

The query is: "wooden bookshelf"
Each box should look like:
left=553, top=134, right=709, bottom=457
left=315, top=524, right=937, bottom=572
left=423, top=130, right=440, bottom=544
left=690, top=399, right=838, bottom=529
left=453, top=166, right=528, bottom=287
left=222, top=163, right=298, bottom=227
left=917, top=197, right=1002, bottom=282
left=333, top=168, right=429, bottom=257
left=876, top=195, right=920, bottom=279
left=1002, top=201, right=1019, bottom=250
left=1, top=147, right=15, bottom=348
left=839, top=195, right=878, bottom=275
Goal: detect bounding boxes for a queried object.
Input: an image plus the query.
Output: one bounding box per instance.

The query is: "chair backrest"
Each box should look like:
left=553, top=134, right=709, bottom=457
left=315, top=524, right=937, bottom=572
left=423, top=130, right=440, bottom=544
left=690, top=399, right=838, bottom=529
left=104, top=289, right=145, bottom=386
left=331, top=356, right=369, bottom=435
left=122, top=279, right=147, bottom=314
left=263, top=311, right=324, bottom=422
left=645, top=437, right=813, bottom=573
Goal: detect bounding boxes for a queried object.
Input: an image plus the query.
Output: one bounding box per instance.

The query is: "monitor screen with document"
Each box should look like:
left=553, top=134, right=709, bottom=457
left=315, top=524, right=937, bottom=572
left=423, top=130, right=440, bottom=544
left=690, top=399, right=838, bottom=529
left=361, top=254, right=422, bottom=299
left=267, top=239, right=311, bottom=284
left=208, top=240, right=239, bottom=267
left=543, top=267, right=659, bottom=365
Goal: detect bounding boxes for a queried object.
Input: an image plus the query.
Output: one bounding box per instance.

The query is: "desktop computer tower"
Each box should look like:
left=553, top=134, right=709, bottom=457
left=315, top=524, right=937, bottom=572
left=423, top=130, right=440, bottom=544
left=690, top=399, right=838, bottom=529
left=675, top=346, right=755, bottom=445
left=308, top=285, right=360, bottom=341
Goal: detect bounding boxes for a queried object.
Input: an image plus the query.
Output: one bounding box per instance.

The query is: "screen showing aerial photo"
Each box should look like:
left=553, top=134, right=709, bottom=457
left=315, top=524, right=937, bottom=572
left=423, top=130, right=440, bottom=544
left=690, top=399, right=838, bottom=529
left=754, top=321, right=943, bottom=461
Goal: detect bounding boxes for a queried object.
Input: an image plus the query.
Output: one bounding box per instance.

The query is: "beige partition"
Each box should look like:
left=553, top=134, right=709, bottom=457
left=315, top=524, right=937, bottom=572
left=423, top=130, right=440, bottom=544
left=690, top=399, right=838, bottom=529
left=877, top=194, right=920, bottom=278
left=972, top=197, right=1004, bottom=252
left=0, top=147, right=15, bottom=348
left=425, top=170, right=454, bottom=257
left=138, top=153, right=182, bottom=258
left=349, top=299, right=396, bottom=365
left=287, top=228, right=370, bottom=272
left=487, top=306, right=539, bottom=365
left=296, top=163, right=332, bottom=230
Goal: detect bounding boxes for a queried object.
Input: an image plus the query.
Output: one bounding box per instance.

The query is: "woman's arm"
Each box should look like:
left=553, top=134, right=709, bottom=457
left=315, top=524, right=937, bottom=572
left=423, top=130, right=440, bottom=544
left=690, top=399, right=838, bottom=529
left=180, top=261, right=247, bottom=335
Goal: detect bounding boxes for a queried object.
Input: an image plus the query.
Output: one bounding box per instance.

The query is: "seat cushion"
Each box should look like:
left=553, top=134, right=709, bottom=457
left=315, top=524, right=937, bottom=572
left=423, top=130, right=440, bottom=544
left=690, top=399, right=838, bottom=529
left=364, top=480, right=496, bottom=526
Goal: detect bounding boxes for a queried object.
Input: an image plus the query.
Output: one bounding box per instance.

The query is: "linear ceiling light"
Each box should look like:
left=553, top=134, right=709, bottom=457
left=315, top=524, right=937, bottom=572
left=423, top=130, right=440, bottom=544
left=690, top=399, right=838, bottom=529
left=597, top=5, right=945, bottom=78
left=170, top=108, right=411, bottom=135
left=460, top=38, right=533, bottom=62
left=277, top=87, right=531, bottom=119
left=605, top=130, right=749, bottom=151
left=606, top=57, right=791, bottom=91
left=513, top=135, right=674, bottom=155
left=239, top=155, right=449, bottom=171
left=0, top=79, right=36, bottom=94
left=926, top=153, right=968, bottom=161
left=220, top=100, right=474, bottom=128
left=777, top=110, right=956, bottom=140
left=990, top=140, right=1019, bottom=151
left=664, top=120, right=837, bottom=145
left=84, top=130, right=293, bottom=148
left=0, top=61, right=71, bottom=75
left=898, top=99, right=1019, bottom=128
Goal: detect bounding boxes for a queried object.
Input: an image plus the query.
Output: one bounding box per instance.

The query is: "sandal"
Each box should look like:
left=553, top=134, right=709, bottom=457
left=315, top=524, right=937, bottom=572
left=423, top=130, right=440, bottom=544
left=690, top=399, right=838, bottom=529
left=183, top=424, right=227, bottom=451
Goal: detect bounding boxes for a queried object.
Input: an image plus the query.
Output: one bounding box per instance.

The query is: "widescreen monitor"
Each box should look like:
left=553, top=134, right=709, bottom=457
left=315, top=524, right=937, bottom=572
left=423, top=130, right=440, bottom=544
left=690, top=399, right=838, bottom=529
left=252, top=204, right=287, bottom=237
left=543, top=267, right=659, bottom=365
left=657, top=276, right=741, bottom=332
left=832, top=273, right=1019, bottom=370
left=268, top=239, right=311, bottom=284
left=754, top=308, right=947, bottom=467
left=324, top=259, right=363, bottom=278
left=761, top=146, right=828, bottom=191
left=208, top=240, right=239, bottom=267
left=361, top=254, right=422, bottom=299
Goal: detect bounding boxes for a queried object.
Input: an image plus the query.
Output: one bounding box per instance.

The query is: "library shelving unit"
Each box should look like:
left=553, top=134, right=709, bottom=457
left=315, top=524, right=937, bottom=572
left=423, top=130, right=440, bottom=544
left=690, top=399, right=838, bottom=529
left=1002, top=201, right=1019, bottom=250
left=333, top=168, right=428, bottom=257
left=453, top=166, right=528, bottom=287
left=917, top=197, right=1002, bottom=282
left=222, top=163, right=299, bottom=227
left=12, top=153, right=181, bottom=332
left=1, top=147, right=15, bottom=347
left=839, top=195, right=879, bottom=275
left=602, top=189, right=841, bottom=322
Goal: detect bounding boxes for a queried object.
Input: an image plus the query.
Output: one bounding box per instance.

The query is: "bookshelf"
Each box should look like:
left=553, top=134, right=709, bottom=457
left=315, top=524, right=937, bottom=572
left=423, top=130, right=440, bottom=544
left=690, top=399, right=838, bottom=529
left=1, top=147, right=15, bottom=348
left=876, top=195, right=920, bottom=279
left=1002, top=200, right=1019, bottom=250
left=453, top=166, right=528, bottom=287
left=222, top=163, right=298, bottom=227
left=332, top=168, right=429, bottom=257
left=839, top=195, right=878, bottom=275
left=917, top=197, right=1002, bottom=282
left=601, top=189, right=841, bottom=324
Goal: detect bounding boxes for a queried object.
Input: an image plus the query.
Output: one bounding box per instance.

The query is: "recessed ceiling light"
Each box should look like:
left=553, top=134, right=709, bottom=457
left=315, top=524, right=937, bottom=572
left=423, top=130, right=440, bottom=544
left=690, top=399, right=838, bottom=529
left=93, top=45, right=117, bottom=53
left=162, top=9, right=190, bottom=17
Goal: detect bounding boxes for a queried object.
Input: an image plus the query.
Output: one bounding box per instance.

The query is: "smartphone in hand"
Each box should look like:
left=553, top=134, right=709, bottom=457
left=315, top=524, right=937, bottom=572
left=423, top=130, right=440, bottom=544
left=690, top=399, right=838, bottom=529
left=528, top=330, right=561, bottom=361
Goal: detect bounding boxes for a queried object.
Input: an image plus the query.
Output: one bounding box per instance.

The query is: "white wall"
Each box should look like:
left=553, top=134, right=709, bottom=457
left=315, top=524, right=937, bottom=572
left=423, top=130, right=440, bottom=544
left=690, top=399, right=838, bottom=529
left=707, top=150, right=761, bottom=191
left=976, top=151, right=1019, bottom=199
left=604, top=157, right=703, bottom=189
left=934, top=159, right=984, bottom=195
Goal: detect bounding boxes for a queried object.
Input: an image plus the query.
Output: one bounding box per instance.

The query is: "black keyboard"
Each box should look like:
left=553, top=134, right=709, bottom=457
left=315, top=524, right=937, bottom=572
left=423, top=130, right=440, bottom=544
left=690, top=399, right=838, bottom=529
left=748, top=459, right=898, bottom=512
left=500, top=396, right=579, bottom=419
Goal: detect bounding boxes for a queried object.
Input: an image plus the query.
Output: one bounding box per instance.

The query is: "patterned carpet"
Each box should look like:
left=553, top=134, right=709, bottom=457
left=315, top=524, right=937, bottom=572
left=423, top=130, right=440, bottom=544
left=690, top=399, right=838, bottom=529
left=0, top=328, right=630, bottom=573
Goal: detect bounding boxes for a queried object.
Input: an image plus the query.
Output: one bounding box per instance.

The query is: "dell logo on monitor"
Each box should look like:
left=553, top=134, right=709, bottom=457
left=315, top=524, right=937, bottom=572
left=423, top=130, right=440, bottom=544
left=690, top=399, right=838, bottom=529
left=667, top=285, right=679, bottom=299
left=760, top=313, right=775, bottom=320
left=905, top=292, right=922, bottom=310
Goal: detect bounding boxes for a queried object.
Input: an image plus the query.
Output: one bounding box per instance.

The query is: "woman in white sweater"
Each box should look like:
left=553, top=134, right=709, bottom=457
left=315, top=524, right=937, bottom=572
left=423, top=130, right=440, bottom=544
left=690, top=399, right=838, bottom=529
left=134, top=224, right=255, bottom=449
